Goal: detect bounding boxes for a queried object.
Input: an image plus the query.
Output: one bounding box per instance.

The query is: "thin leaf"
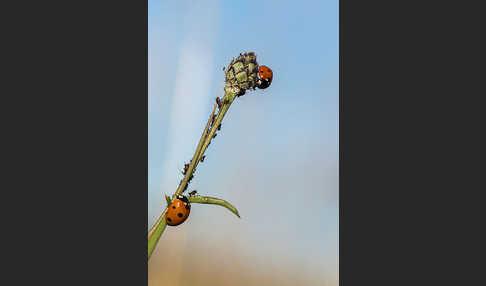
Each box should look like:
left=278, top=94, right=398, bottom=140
left=188, top=195, right=241, bottom=218
left=165, top=195, right=172, bottom=207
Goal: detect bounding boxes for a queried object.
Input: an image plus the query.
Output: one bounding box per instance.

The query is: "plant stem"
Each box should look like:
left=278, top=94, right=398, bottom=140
left=147, top=90, right=237, bottom=260
left=174, top=102, right=217, bottom=199
left=147, top=104, right=216, bottom=259
left=147, top=209, right=167, bottom=258
left=196, top=92, right=236, bottom=163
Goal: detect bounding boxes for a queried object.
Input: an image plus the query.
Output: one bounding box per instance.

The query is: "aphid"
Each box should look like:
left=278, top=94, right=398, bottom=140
left=188, top=190, right=198, bottom=196
left=200, top=155, right=206, bottom=162
left=216, top=97, right=222, bottom=108
left=212, top=133, right=217, bottom=139
left=217, top=123, right=221, bottom=131
left=166, top=195, right=191, bottom=226
left=188, top=174, right=194, bottom=183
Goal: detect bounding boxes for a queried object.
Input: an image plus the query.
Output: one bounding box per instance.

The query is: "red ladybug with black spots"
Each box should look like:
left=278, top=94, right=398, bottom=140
left=166, top=195, right=191, bottom=226
left=257, top=65, right=273, bottom=89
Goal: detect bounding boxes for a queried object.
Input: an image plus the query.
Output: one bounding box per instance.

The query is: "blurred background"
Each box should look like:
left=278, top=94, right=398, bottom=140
left=148, top=0, right=338, bottom=285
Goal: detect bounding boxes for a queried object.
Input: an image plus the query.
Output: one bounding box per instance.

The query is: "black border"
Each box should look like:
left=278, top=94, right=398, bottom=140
left=340, top=0, right=483, bottom=285
left=3, top=0, right=148, bottom=284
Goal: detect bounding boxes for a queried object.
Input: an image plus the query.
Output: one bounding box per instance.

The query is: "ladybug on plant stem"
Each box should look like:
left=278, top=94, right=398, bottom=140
left=256, top=65, right=273, bottom=89
left=166, top=195, right=191, bottom=226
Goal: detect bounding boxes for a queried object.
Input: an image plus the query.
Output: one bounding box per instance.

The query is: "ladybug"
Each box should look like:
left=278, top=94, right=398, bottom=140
left=256, top=65, right=273, bottom=89
left=166, top=195, right=191, bottom=226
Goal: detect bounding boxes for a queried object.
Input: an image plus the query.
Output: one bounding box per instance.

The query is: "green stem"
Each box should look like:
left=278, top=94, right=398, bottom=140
left=147, top=91, right=236, bottom=261
left=147, top=104, right=216, bottom=260
left=196, top=92, right=236, bottom=162
left=174, top=103, right=218, bottom=199
left=147, top=209, right=167, bottom=259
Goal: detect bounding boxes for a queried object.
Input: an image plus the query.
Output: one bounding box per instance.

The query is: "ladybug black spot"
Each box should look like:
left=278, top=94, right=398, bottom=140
left=172, top=206, right=175, bottom=209
left=177, top=213, right=183, bottom=218
left=167, top=217, right=172, bottom=222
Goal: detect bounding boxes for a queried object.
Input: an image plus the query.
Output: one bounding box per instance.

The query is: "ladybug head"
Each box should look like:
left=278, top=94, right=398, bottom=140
left=177, top=194, right=190, bottom=204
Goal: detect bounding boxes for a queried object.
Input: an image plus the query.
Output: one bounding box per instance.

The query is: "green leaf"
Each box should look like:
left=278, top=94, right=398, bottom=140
left=165, top=195, right=172, bottom=207
left=148, top=211, right=167, bottom=260
left=188, top=195, right=240, bottom=218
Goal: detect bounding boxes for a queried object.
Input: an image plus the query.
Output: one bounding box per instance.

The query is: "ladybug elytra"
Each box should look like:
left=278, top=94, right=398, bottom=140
left=257, top=65, right=273, bottom=89
left=166, top=195, right=191, bottom=226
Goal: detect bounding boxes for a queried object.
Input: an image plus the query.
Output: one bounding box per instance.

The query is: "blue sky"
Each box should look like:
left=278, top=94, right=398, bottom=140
left=149, top=0, right=338, bottom=283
